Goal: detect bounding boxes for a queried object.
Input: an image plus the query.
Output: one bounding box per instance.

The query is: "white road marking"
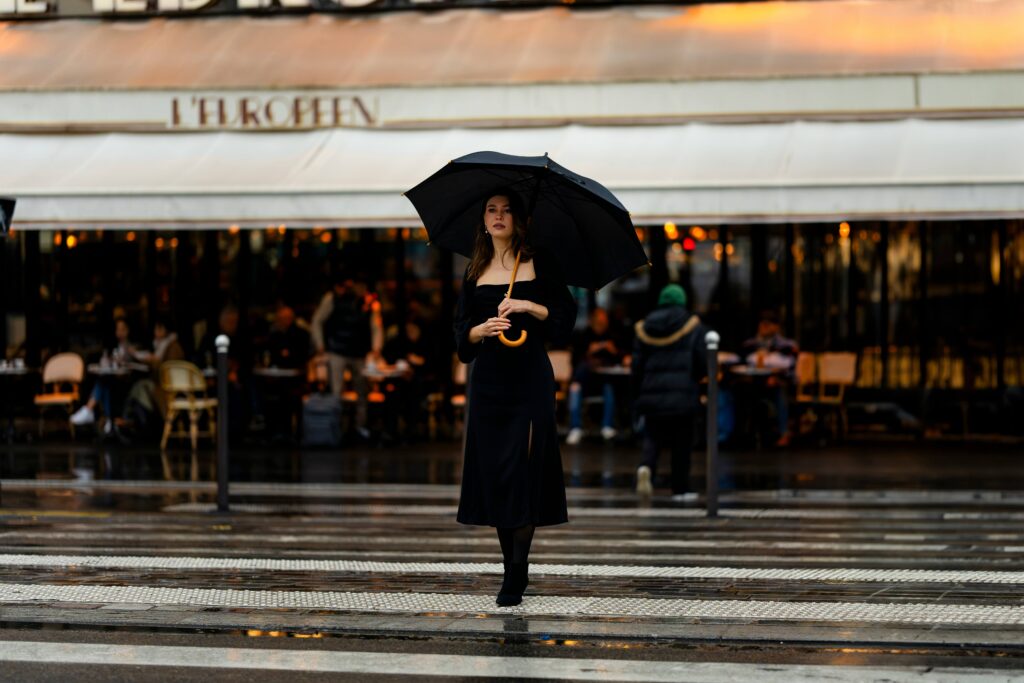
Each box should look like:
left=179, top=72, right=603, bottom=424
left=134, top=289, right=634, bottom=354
left=2, top=583, right=1023, bottom=624
left=158, top=502, right=1024, bottom=521
left=0, top=641, right=1016, bottom=681
left=0, top=530, right=975, bottom=553
left=2, top=553, right=1023, bottom=584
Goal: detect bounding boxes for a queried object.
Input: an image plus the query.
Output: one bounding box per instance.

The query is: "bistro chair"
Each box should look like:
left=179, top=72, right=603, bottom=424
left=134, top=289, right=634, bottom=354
left=159, top=360, right=218, bottom=451
left=794, top=352, right=818, bottom=405
left=818, top=352, right=858, bottom=438
left=34, top=352, right=85, bottom=438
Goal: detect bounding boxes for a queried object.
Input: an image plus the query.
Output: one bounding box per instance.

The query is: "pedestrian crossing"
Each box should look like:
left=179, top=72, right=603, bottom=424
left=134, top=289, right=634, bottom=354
left=0, top=641, right=1014, bottom=682
left=1, top=481, right=1023, bottom=680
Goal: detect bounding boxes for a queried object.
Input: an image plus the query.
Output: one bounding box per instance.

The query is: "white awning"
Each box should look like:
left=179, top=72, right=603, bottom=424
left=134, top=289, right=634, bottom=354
left=6, top=118, right=1024, bottom=229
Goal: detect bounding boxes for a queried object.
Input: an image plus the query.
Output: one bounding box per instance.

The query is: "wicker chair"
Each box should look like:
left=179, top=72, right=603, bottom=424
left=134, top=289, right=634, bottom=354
left=34, top=352, right=84, bottom=438
left=159, top=361, right=218, bottom=451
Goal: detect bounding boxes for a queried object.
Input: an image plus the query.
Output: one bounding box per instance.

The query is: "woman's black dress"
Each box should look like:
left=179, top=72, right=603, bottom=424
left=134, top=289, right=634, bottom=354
left=454, top=251, right=577, bottom=528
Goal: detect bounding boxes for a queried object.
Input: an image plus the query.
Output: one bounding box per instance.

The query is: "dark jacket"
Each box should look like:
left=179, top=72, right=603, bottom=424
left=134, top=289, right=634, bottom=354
left=323, top=292, right=372, bottom=358
left=631, top=305, right=708, bottom=417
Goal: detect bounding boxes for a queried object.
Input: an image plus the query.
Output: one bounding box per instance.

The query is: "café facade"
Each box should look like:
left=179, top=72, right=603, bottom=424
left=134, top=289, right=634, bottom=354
left=2, top=0, right=1024, bottom=435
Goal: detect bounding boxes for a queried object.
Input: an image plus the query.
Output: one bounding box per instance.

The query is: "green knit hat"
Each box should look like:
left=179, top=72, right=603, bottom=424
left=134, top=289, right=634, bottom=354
left=658, top=284, right=688, bottom=308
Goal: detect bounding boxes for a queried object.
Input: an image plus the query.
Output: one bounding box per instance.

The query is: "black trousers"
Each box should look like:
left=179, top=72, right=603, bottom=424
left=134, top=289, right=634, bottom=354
left=640, top=413, right=695, bottom=495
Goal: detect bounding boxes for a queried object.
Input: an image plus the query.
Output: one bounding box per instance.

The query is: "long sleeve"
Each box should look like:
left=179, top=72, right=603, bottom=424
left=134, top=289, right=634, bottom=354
left=310, top=292, right=333, bottom=352
left=631, top=332, right=647, bottom=402
left=454, top=270, right=480, bottom=364
left=536, top=250, right=576, bottom=348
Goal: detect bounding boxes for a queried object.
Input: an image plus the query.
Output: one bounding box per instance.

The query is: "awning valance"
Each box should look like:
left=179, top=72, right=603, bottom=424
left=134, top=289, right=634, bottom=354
left=6, top=119, right=1024, bottom=229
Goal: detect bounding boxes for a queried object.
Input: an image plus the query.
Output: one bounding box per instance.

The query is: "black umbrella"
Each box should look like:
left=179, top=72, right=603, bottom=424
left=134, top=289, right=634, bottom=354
left=0, top=198, right=14, bottom=235
left=404, top=151, right=649, bottom=291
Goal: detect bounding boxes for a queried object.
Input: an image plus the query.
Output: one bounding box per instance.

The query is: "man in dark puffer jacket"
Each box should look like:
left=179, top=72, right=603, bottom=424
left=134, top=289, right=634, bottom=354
left=631, top=284, right=709, bottom=499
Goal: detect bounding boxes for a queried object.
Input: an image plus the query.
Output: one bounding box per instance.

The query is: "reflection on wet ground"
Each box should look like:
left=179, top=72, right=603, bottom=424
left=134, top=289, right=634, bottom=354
left=4, top=439, right=1024, bottom=493
left=2, top=440, right=1024, bottom=679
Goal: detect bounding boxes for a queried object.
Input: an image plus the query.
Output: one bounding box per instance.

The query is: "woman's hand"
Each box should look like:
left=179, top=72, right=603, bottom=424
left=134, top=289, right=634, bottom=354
left=497, top=298, right=536, bottom=319
left=469, top=317, right=511, bottom=343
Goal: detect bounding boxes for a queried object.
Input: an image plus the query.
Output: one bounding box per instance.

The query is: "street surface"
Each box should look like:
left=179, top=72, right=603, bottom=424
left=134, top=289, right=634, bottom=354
left=1, top=454, right=1023, bottom=681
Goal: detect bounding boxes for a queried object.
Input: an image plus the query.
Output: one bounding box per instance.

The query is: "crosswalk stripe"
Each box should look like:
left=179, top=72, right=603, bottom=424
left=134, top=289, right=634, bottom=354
left=2, top=553, right=1022, bottom=583
left=2, top=583, right=1022, bottom=624
left=0, top=641, right=1011, bottom=681
left=7, top=530, right=1002, bottom=553
left=158, top=502, right=1024, bottom=520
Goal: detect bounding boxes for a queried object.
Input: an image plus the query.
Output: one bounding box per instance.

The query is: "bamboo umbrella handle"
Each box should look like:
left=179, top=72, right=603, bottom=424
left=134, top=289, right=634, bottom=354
left=498, top=250, right=527, bottom=348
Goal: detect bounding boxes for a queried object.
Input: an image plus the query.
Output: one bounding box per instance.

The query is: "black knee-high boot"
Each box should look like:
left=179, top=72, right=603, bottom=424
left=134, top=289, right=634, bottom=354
left=496, top=525, right=534, bottom=607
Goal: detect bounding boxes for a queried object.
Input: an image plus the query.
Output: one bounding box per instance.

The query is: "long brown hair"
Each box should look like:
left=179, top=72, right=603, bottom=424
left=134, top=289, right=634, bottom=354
left=466, top=189, right=534, bottom=282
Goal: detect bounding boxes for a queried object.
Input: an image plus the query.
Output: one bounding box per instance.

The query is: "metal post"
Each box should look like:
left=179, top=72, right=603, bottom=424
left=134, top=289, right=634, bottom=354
left=215, top=334, right=230, bottom=513
left=704, top=331, right=720, bottom=518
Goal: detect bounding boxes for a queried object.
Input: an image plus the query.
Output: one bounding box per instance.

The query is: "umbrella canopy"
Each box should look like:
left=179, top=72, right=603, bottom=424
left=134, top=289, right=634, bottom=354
left=404, top=151, right=648, bottom=290
left=0, top=198, right=14, bottom=235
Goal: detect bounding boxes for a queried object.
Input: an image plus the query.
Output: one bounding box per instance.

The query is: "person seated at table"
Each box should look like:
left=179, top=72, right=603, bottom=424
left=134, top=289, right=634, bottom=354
left=631, top=285, right=708, bottom=499
left=264, top=305, right=311, bottom=370
left=121, top=317, right=186, bottom=437
left=197, top=304, right=251, bottom=437
left=311, top=271, right=383, bottom=441
left=566, top=307, right=623, bottom=445
left=255, top=306, right=311, bottom=440
left=71, top=317, right=138, bottom=432
left=382, top=316, right=436, bottom=442
left=741, top=309, right=799, bottom=446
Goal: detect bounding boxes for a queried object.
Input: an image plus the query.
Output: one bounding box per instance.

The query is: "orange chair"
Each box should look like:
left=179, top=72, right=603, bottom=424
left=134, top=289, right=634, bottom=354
left=160, top=361, right=218, bottom=451
left=818, top=352, right=858, bottom=438
left=794, top=352, right=818, bottom=405
left=34, top=352, right=85, bottom=438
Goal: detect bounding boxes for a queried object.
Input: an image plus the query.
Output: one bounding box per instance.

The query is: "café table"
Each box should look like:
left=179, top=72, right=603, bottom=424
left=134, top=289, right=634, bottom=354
left=253, top=366, right=303, bottom=379
left=594, top=365, right=631, bottom=377
left=86, top=362, right=150, bottom=377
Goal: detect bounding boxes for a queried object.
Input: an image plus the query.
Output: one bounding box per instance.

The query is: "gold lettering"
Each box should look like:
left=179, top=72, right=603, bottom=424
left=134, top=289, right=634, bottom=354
left=292, top=96, right=314, bottom=128
left=264, top=97, right=291, bottom=127
left=197, top=97, right=214, bottom=126
left=331, top=97, right=348, bottom=126
left=239, top=98, right=261, bottom=127
left=352, top=96, right=378, bottom=127
left=311, top=97, right=328, bottom=127
left=216, top=98, right=228, bottom=126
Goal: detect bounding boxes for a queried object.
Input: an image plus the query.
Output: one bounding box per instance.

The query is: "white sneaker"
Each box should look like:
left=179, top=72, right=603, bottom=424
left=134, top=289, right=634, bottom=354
left=566, top=428, right=583, bottom=445
left=70, top=406, right=95, bottom=426
left=103, top=420, right=113, bottom=435
left=601, top=426, right=617, bottom=441
left=671, top=492, right=699, bottom=503
left=636, top=465, right=653, bottom=497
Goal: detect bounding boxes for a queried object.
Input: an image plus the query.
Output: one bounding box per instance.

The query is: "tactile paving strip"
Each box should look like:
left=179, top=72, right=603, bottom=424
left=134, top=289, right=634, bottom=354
left=2, top=583, right=1023, bottom=624
left=2, top=554, right=1023, bottom=584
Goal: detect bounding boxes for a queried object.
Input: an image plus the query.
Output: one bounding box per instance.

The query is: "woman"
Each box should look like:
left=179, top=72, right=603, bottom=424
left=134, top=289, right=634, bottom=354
left=454, top=190, right=576, bottom=607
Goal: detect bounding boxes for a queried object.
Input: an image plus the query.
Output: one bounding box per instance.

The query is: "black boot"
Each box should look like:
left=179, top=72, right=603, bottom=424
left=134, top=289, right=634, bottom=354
left=496, top=562, right=529, bottom=607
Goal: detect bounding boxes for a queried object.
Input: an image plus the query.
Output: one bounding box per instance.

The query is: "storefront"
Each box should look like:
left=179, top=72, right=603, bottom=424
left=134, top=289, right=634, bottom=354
left=2, top=0, right=1024, bottom=433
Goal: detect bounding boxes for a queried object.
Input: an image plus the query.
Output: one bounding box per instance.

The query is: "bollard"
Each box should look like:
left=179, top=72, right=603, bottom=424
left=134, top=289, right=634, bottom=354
left=704, top=330, right=720, bottom=518
left=215, top=334, right=230, bottom=513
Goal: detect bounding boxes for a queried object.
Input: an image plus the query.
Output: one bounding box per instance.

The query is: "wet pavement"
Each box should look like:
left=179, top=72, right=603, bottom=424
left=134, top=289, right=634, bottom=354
left=1, top=440, right=1024, bottom=680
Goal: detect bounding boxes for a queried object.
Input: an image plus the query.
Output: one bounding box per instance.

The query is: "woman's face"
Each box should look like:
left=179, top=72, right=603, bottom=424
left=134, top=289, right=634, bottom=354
left=483, top=195, right=513, bottom=239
